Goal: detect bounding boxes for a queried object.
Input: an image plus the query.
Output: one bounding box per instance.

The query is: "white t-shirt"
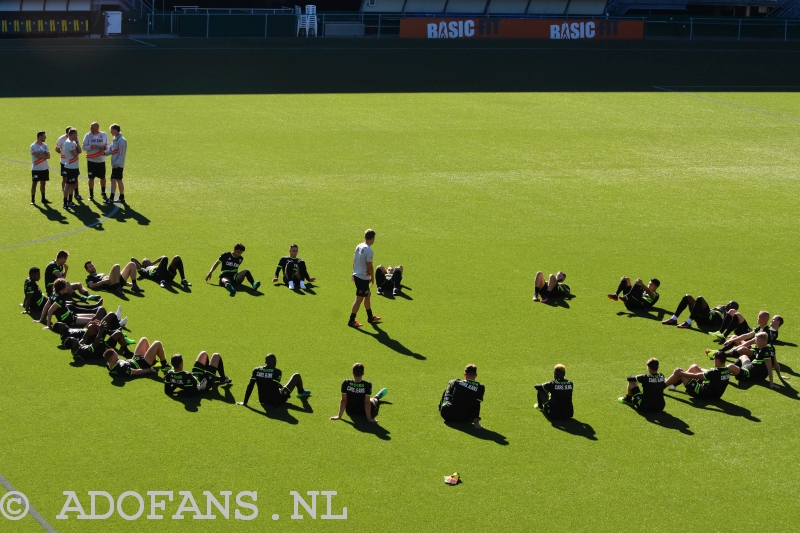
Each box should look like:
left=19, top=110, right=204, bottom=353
left=56, top=134, right=67, bottom=164
left=63, top=140, right=79, bottom=169
left=30, top=142, right=49, bottom=171
left=83, top=131, right=109, bottom=163
left=352, top=243, right=373, bottom=280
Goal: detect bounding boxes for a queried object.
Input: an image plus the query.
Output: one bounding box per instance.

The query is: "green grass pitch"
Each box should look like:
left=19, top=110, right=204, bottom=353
left=0, top=91, right=798, bottom=532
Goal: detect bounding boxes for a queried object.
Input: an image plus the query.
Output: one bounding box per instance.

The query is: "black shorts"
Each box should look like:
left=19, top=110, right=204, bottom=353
left=262, top=387, right=291, bottom=408
left=354, top=276, right=371, bottom=297
left=542, top=401, right=573, bottom=420
left=439, top=403, right=471, bottom=423
left=347, top=399, right=379, bottom=419
left=541, top=284, right=570, bottom=300
left=88, top=161, right=107, bottom=179
left=631, top=393, right=664, bottom=412
left=32, top=169, right=50, bottom=182
left=132, top=356, right=152, bottom=370
left=685, top=379, right=714, bottom=399
left=64, top=168, right=80, bottom=184
left=738, top=363, right=766, bottom=382
left=219, top=273, right=238, bottom=285
left=110, top=167, right=124, bottom=180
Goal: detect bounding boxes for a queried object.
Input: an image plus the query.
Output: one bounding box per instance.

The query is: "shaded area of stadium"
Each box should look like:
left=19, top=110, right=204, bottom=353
left=1, top=37, right=800, bottom=96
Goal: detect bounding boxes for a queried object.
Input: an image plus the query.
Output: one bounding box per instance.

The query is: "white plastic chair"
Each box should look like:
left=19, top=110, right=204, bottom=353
left=305, top=5, right=317, bottom=36
left=295, top=5, right=308, bottom=36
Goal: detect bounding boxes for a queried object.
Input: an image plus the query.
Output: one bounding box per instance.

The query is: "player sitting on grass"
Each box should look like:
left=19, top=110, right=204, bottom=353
left=607, top=276, right=660, bottom=310
left=44, top=250, right=95, bottom=297
left=533, top=271, right=570, bottom=303
left=63, top=322, right=114, bottom=362
left=619, top=358, right=666, bottom=412
left=708, top=308, right=753, bottom=342
left=104, top=337, right=171, bottom=379
left=330, top=363, right=387, bottom=424
left=84, top=260, right=144, bottom=296
left=132, top=255, right=191, bottom=289
left=375, top=264, right=403, bottom=296
left=272, top=244, right=316, bottom=290
left=707, top=312, right=783, bottom=361
left=662, top=296, right=738, bottom=331
left=164, top=351, right=231, bottom=395
left=664, top=352, right=731, bottom=400
left=42, top=279, right=107, bottom=330
left=21, top=267, right=47, bottom=316
left=236, top=353, right=310, bottom=409
left=534, top=364, right=574, bottom=420
left=206, top=243, right=260, bottom=295
left=60, top=318, right=132, bottom=358
left=726, top=332, right=783, bottom=390
left=438, top=364, right=485, bottom=429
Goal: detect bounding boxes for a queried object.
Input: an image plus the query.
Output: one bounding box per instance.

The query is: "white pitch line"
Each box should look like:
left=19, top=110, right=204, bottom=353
left=0, top=204, right=120, bottom=250
left=129, top=37, right=156, bottom=47
left=0, top=473, right=58, bottom=533
left=653, top=85, right=800, bottom=124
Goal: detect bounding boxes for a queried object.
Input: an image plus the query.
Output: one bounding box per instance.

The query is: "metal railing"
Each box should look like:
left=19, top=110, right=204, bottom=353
left=145, top=11, right=800, bottom=40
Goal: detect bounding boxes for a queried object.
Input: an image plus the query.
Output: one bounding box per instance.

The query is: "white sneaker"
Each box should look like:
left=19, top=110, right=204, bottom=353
left=299, top=280, right=306, bottom=289
left=119, top=316, right=128, bottom=327
left=115, top=306, right=122, bottom=319
left=288, top=281, right=295, bottom=290
left=668, top=385, right=676, bottom=391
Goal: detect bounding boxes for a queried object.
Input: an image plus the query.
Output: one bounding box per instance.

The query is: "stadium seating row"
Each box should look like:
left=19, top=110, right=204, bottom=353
left=362, top=0, right=607, bottom=15
left=0, top=0, right=90, bottom=11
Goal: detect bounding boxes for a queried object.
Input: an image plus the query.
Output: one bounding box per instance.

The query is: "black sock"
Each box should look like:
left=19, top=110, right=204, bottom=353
left=674, top=296, right=690, bottom=317
left=244, top=271, right=254, bottom=284
left=214, top=359, right=225, bottom=378
left=366, top=309, right=374, bottom=319
left=68, top=194, right=73, bottom=203
left=90, top=187, right=94, bottom=197
left=534, top=287, right=540, bottom=298
left=349, top=313, right=356, bottom=323
left=119, top=194, right=125, bottom=201
left=615, top=281, right=626, bottom=295
left=31, top=194, right=35, bottom=202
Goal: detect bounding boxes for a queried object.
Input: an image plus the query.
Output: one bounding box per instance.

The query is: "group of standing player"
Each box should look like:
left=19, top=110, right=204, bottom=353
left=29, top=124, right=127, bottom=209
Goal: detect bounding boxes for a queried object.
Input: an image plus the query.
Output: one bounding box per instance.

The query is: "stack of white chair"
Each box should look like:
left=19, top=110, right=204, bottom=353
left=305, top=5, right=317, bottom=37
left=295, top=5, right=307, bottom=36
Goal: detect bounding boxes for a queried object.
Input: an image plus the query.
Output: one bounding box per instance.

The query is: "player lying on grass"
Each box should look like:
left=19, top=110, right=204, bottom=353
left=607, top=276, right=660, bottom=310
left=206, top=243, right=260, bottom=295
left=131, top=255, right=191, bottom=289
left=438, top=364, right=485, bottom=429
left=533, top=271, right=570, bottom=302
left=330, top=363, right=387, bottom=424
left=619, top=358, right=666, bottom=412
left=272, top=244, right=316, bottom=290
left=104, top=337, right=171, bottom=379
left=664, top=351, right=730, bottom=400
left=41, top=279, right=106, bottom=330
left=44, top=250, right=94, bottom=297
left=707, top=312, right=783, bottom=360
left=708, top=308, right=754, bottom=342
left=375, top=264, right=403, bottom=296
left=534, top=364, right=573, bottom=420
left=662, top=296, right=738, bottom=331
left=84, top=260, right=144, bottom=296
left=725, top=332, right=783, bottom=389
left=58, top=318, right=132, bottom=358
left=350, top=229, right=380, bottom=327
left=63, top=322, right=114, bottom=362
left=236, top=353, right=310, bottom=409
left=164, top=351, right=231, bottom=396
left=21, top=267, right=47, bottom=316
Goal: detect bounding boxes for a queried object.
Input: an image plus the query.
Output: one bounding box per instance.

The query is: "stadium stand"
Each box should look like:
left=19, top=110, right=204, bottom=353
left=403, top=0, right=447, bottom=12
left=485, top=0, right=530, bottom=13
left=527, top=0, right=569, bottom=13
left=565, top=0, right=606, bottom=14
left=46, top=0, right=69, bottom=10
left=361, top=0, right=405, bottom=12
left=445, top=0, right=488, bottom=13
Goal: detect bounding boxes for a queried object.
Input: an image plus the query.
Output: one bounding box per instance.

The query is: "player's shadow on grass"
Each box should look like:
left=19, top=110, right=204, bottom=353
left=211, top=284, right=264, bottom=297
left=378, top=285, right=413, bottom=301
left=777, top=363, right=799, bottom=378
left=638, top=410, right=693, bottom=435
left=245, top=399, right=313, bottom=424
left=550, top=418, right=597, bottom=440
left=542, top=294, right=574, bottom=309
left=109, top=372, right=162, bottom=388
left=33, top=202, right=68, bottom=224
left=169, top=384, right=237, bottom=412
left=70, top=203, right=106, bottom=231
left=616, top=306, right=670, bottom=322
left=113, top=203, right=151, bottom=226
left=341, top=415, right=392, bottom=441
left=444, top=421, right=508, bottom=445
left=356, top=323, right=426, bottom=360
left=667, top=394, right=760, bottom=422
left=773, top=340, right=798, bottom=348
left=757, top=380, right=799, bottom=400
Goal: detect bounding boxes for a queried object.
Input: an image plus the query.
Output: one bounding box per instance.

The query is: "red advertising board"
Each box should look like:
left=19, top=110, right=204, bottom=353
left=400, top=18, right=644, bottom=40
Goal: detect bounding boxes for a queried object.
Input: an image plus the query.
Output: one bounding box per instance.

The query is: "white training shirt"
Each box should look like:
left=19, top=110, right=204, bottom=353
left=352, top=243, right=374, bottom=280
left=82, top=131, right=109, bottom=164
left=63, top=140, right=80, bottom=169
left=56, top=134, right=67, bottom=164
left=30, top=142, right=49, bottom=171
